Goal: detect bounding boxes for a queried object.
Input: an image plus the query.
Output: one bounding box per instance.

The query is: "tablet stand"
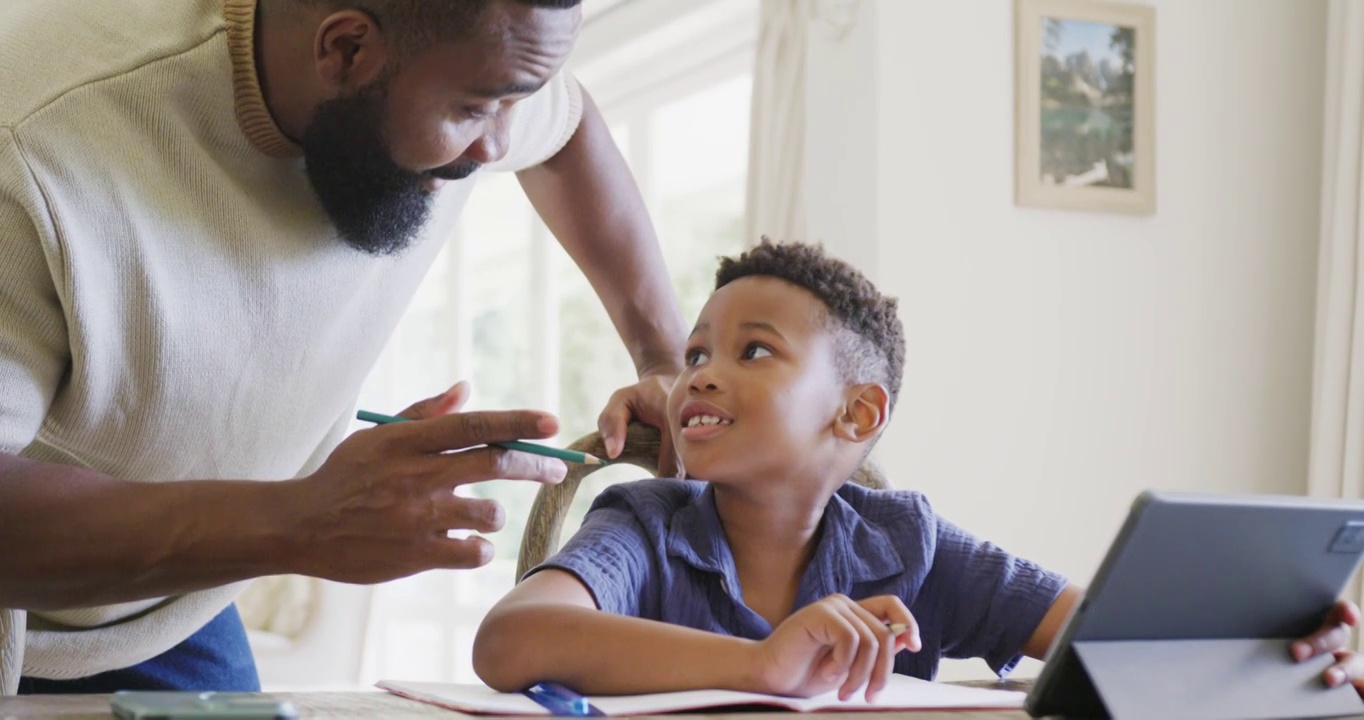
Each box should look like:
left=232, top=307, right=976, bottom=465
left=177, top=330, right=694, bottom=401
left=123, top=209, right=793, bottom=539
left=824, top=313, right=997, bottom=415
left=1065, top=638, right=1363, bottom=719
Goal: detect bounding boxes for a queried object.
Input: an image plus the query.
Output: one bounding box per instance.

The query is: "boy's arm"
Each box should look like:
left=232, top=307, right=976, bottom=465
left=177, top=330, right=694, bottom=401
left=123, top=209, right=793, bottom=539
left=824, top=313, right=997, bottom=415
left=472, top=569, right=759, bottom=694
left=474, top=570, right=919, bottom=701
left=1021, top=583, right=1084, bottom=659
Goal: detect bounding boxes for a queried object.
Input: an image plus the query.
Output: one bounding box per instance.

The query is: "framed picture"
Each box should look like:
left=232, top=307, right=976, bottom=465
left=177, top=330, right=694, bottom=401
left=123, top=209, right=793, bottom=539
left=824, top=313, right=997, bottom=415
left=1015, top=0, right=1155, bottom=214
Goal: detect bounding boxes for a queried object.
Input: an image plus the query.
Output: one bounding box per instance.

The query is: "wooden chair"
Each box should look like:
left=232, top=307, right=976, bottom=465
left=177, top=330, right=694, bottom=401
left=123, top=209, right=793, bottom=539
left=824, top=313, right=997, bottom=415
left=516, top=422, right=893, bottom=580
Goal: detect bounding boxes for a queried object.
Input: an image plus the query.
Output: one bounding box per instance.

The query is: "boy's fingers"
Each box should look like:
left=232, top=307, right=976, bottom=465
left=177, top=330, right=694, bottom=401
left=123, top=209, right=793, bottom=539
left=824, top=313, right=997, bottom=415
left=1330, top=599, right=1362, bottom=627
left=856, top=595, right=921, bottom=652
left=1295, top=622, right=1353, bottom=661
left=596, top=398, right=631, bottom=459
left=1325, top=651, right=1364, bottom=688
left=840, top=600, right=897, bottom=701
left=814, top=610, right=859, bottom=683
left=833, top=604, right=878, bottom=700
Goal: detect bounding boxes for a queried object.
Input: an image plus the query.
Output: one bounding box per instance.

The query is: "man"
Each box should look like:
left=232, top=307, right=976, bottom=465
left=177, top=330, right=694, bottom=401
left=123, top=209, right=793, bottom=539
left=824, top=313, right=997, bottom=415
left=0, top=0, right=684, bottom=693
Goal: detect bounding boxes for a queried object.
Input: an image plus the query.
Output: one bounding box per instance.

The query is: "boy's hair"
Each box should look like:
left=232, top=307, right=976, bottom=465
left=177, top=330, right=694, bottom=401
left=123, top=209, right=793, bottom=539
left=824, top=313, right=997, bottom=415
left=715, top=240, right=906, bottom=412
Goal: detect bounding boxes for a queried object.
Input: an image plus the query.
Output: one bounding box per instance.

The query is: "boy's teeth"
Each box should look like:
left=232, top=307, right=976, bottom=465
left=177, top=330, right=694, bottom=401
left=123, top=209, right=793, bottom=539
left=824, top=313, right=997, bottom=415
left=686, top=414, right=732, bottom=428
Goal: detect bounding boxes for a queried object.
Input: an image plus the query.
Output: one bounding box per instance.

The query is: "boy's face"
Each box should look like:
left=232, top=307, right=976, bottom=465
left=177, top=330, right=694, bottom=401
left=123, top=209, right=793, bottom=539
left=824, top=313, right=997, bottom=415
left=666, top=276, right=851, bottom=485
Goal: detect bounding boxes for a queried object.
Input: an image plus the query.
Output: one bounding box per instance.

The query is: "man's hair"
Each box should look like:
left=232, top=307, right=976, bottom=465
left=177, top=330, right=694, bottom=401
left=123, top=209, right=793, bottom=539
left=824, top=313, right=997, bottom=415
left=715, top=240, right=906, bottom=412
left=289, top=0, right=582, bottom=57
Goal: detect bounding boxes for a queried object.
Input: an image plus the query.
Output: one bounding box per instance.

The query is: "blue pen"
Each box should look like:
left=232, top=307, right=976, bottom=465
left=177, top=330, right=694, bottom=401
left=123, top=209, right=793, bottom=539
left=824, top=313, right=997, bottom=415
left=523, top=682, right=604, bottom=717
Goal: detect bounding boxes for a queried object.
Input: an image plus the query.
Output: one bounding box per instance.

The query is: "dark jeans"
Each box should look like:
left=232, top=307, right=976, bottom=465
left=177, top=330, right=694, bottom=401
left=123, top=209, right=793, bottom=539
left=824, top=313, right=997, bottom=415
left=18, top=603, right=260, bottom=694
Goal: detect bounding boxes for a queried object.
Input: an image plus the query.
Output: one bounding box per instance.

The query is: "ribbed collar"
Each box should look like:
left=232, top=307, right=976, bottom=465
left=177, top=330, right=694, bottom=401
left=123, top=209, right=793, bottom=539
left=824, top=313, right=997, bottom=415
left=224, top=0, right=302, bottom=158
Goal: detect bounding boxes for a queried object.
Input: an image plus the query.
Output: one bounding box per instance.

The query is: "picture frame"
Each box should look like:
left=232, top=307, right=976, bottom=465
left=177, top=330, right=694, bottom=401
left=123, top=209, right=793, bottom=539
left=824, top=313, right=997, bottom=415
left=1015, top=0, right=1155, bottom=214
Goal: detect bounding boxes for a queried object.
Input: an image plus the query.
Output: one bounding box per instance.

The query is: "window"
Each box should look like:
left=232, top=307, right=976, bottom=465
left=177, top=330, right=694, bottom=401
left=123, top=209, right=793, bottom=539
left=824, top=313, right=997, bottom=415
left=357, top=0, right=757, bottom=684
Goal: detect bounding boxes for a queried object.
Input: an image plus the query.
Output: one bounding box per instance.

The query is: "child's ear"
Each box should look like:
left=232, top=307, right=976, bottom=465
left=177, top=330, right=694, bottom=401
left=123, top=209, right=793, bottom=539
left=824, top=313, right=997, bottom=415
left=833, top=383, right=890, bottom=443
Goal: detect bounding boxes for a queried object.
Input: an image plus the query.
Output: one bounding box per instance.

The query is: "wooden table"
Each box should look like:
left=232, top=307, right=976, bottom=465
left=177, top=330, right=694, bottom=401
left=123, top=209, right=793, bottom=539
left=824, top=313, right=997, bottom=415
left=0, top=681, right=1035, bottom=719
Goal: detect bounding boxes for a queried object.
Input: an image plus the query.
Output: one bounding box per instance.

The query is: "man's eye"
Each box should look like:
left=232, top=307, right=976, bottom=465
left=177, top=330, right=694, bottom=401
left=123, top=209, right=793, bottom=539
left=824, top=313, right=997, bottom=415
left=742, top=344, right=772, bottom=360
left=685, top=349, right=710, bottom=366
left=463, top=106, right=495, bottom=120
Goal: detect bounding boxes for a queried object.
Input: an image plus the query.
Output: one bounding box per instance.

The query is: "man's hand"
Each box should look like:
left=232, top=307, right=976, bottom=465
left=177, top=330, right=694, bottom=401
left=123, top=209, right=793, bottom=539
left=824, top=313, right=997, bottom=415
left=1292, top=599, right=1364, bottom=696
left=283, top=381, right=567, bottom=584
left=747, top=594, right=920, bottom=702
left=597, top=369, right=679, bottom=476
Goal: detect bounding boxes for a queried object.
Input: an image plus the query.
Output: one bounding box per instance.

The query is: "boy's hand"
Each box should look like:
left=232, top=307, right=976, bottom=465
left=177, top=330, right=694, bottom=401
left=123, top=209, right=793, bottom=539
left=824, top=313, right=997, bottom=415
left=597, top=369, right=679, bottom=476
left=748, top=594, right=920, bottom=702
left=1292, top=599, right=1364, bottom=697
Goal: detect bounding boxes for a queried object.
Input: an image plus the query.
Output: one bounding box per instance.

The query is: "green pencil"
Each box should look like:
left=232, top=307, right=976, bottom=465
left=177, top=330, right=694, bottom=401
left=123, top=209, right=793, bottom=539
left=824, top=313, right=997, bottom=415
left=356, top=409, right=606, bottom=465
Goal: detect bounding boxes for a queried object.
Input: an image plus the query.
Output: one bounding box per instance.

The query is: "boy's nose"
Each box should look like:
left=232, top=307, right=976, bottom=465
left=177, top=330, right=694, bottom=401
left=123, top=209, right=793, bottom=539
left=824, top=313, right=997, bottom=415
left=689, top=373, right=719, bottom=393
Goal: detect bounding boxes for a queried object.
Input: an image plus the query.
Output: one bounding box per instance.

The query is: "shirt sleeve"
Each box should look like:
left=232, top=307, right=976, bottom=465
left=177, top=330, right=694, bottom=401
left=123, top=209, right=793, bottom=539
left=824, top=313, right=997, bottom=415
left=928, top=515, right=1067, bottom=676
left=482, top=70, right=584, bottom=174
left=0, top=129, right=68, bottom=455
left=525, top=491, right=654, bottom=617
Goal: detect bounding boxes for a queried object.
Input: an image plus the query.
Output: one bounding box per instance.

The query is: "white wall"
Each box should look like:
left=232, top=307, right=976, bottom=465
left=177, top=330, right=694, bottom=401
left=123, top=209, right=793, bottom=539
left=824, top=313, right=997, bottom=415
left=808, top=0, right=1328, bottom=678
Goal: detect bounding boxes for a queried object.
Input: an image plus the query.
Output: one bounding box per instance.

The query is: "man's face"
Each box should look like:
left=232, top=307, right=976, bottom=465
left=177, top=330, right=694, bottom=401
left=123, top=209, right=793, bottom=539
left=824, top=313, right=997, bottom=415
left=665, top=277, right=850, bottom=485
left=302, top=1, right=580, bottom=255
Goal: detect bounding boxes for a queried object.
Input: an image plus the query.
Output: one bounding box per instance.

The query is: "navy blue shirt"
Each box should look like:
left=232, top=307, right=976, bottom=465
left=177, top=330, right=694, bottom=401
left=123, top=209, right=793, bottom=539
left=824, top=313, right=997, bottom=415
left=532, top=479, right=1066, bottom=679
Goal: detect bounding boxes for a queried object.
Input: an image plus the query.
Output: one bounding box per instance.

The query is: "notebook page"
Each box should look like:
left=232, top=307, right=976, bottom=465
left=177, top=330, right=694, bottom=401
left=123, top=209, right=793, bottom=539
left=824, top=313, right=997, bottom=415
left=378, top=675, right=1026, bottom=715
left=796, top=675, right=1026, bottom=711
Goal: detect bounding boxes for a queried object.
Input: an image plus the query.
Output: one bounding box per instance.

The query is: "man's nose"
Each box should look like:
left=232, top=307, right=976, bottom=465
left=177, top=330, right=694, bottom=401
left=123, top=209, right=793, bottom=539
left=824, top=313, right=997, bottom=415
left=463, top=123, right=509, bottom=166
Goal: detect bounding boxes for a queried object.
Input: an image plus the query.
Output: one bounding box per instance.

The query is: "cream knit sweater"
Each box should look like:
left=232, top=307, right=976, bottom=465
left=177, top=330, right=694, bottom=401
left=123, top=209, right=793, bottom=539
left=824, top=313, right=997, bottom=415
left=0, top=0, right=581, bottom=692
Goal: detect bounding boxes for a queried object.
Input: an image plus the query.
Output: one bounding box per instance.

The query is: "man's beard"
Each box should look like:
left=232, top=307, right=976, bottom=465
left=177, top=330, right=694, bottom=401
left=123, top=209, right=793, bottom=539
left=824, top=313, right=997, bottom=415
left=300, top=82, right=479, bottom=256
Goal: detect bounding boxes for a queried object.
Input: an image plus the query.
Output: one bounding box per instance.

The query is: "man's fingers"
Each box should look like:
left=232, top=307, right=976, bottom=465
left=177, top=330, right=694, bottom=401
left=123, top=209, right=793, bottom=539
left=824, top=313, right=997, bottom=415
left=401, top=410, right=558, bottom=454
left=429, top=535, right=496, bottom=570
left=430, top=495, right=507, bottom=534
left=424, top=447, right=568, bottom=488
left=399, top=381, right=472, bottom=420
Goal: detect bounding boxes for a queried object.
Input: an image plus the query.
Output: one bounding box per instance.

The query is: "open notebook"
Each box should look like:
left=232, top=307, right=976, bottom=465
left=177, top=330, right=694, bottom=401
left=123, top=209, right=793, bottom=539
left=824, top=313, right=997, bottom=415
left=377, top=675, right=1025, bottom=715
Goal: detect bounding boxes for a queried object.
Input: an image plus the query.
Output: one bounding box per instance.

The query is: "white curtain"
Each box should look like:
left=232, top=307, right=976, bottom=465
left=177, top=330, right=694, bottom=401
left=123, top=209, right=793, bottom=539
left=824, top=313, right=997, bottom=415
left=1308, top=0, right=1364, bottom=619
left=745, top=0, right=810, bottom=245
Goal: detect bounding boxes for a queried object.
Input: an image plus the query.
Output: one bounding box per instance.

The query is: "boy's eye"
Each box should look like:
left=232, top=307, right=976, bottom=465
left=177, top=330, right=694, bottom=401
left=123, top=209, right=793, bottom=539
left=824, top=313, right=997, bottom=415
left=685, top=349, right=709, bottom=366
left=742, top=344, right=773, bottom=360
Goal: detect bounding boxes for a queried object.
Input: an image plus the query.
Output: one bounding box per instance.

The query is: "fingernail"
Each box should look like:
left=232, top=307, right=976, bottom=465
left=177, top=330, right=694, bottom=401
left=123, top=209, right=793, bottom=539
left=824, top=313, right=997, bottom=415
left=537, top=415, right=556, bottom=434
left=1292, top=642, right=1310, bottom=661
left=1327, top=668, right=1345, bottom=687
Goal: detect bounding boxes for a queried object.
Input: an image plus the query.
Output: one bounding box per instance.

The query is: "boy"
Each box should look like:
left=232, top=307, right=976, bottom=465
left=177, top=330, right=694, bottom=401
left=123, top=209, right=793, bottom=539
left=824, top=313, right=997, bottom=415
left=474, top=242, right=1363, bottom=701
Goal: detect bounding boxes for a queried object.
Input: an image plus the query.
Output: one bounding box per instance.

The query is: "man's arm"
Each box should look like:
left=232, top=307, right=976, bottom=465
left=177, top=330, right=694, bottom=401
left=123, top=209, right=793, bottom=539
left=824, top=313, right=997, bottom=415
left=0, top=387, right=567, bottom=611
left=517, top=87, right=688, bottom=379
left=0, top=454, right=294, bottom=611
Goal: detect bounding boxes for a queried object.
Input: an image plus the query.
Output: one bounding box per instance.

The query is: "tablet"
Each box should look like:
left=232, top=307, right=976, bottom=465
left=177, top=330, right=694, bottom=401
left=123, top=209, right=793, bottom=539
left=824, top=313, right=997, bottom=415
left=1025, top=490, right=1364, bottom=718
